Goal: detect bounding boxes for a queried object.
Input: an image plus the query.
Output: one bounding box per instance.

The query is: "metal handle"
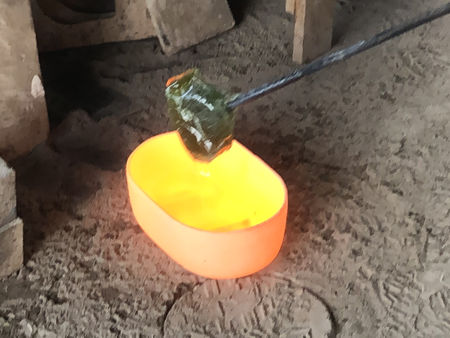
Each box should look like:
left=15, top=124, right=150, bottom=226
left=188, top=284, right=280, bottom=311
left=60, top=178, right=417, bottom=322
left=227, top=2, right=450, bottom=110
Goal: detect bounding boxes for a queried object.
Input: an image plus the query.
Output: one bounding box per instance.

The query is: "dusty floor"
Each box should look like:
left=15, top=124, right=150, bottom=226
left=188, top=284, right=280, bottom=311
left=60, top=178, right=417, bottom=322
left=1, top=0, right=450, bottom=337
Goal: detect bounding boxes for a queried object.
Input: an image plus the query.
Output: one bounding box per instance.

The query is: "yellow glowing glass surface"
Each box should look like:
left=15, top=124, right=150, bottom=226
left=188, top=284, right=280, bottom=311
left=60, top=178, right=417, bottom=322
left=128, top=133, right=285, bottom=232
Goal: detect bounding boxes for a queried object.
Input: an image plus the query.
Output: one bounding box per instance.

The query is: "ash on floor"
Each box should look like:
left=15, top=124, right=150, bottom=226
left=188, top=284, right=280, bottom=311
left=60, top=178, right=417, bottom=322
left=1, top=0, right=449, bottom=337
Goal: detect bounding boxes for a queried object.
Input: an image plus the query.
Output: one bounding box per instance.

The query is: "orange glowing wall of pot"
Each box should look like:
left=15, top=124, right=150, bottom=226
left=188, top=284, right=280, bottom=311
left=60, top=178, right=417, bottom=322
left=126, top=132, right=288, bottom=278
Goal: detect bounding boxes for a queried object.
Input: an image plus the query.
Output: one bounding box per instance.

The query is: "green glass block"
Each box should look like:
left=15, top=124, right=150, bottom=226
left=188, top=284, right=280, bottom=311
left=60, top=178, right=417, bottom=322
left=165, top=69, right=236, bottom=162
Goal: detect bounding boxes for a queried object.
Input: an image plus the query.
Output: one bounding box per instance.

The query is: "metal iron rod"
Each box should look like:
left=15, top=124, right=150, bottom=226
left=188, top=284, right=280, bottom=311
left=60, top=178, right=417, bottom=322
left=227, top=2, right=450, bottom=110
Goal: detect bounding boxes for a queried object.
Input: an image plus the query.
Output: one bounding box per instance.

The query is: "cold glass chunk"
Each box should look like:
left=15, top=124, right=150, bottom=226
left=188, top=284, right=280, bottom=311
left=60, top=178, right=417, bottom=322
left=165, top=69, right=236, bottom=162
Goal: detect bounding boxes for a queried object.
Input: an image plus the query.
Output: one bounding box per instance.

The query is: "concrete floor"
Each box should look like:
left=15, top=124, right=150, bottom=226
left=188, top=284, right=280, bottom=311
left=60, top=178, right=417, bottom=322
left=1, top=0, right=449, bottom=336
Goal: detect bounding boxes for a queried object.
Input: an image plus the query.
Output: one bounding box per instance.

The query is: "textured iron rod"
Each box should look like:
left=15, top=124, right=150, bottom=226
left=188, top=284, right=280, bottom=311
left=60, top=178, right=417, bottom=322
left=227, top=2, right=450, bottom=110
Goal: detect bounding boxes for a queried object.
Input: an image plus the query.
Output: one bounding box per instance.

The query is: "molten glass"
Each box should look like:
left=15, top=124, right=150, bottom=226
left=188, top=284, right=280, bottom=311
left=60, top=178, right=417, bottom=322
left=165, top=69, right=236, bottom=162
left=126, top=132, right=287, bottom=279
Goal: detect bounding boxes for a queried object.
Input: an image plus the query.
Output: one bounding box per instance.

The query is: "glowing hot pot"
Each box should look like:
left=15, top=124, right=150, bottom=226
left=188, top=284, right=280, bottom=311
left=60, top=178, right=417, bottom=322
left=126, top=131, right=287, bottom=279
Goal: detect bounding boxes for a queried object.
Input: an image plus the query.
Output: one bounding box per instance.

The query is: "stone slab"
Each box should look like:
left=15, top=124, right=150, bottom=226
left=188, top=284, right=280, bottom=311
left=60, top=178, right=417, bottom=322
left=0, top=218, right=23, bottom=278
left=0, top=0, right=49, bottom=161
left=147, top=0, right=235, bottom=55
left=31, top=0, right=157, bottom=52
left=0, top=158, right=16, bottom=228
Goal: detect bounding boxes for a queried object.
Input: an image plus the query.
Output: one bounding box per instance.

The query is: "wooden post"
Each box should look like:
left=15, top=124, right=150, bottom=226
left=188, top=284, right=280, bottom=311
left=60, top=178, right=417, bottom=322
left=286, top=0, right=295, bottom=15
left=293, top=0, right=335, bottom=64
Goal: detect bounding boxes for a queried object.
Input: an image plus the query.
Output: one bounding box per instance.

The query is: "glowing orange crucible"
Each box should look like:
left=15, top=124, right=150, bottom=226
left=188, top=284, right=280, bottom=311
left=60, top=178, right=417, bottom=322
left=126, top=131, right=288, bottom=279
